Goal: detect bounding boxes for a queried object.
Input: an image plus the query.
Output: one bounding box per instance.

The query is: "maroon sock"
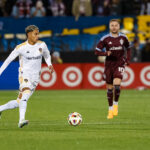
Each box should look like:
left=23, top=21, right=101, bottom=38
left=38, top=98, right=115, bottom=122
left=107, top=89, right=113, bottom=106
left=114, top=85, right=120, bottom=102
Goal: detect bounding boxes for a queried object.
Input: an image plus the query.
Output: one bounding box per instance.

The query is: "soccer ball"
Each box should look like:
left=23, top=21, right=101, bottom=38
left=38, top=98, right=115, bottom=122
left=68, top=112, right=82, bottom=126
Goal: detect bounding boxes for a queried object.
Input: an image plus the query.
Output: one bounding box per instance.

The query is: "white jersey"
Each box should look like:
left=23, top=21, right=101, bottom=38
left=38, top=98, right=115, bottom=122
left=0, top=40, right=52, bottom=82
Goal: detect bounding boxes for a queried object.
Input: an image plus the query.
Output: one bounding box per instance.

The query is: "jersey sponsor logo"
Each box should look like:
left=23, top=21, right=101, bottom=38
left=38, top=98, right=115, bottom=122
left=108, top=41, right=112, bottom=44
left=39, top=48, right=42, bottom=53
left=109, top=46, right=122, bottom=51
left=120, top=39, right=124, bottom=45
left=26, top=56, right=42, bottom=60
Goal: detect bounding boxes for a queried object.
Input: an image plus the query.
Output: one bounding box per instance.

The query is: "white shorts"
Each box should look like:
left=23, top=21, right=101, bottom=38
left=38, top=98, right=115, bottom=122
left=19, top=73, right=39, bottom=91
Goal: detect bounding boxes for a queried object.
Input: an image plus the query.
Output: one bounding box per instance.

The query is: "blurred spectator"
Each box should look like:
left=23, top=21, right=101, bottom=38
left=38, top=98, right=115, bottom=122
left=72, top=0, right=92, bottom=20
left=63, top=0, right=73, bottom=16
left=131, top=39, right=141, bottom=62
left=110, top=0, right=122, bottom=16
left=11, top=0, right=32, bottom=18
left=0, top=0, right=5, bottom=16
left=141, top=38, right=150, bottom=62
left=3, top=0, right=16, bottom=16
left=52, top=51, right=63, bottom=64
left=48, top=0, right=65, bottom=16
left=140, top=0, right=150, bottom=15
left=96, top=0, right=110, bottom=16
left=31, top=0, right=46, bottom=17
left=91, top=0, right=99, bottom=15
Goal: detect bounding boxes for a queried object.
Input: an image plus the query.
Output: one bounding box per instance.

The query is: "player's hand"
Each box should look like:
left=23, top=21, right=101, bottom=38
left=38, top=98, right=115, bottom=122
left=48, top=65, right=54, bottom=74
left=124, top=58, right=130, bottom=66
left=107, top=51, right=111, bottom=56
left=125, top=60, right=130, bottom=66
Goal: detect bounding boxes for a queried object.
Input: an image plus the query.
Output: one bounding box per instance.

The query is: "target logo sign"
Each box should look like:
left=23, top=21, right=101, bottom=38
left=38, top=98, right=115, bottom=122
left=62, top=67, right=82, bottom=87
left=88, top=66, right=105, bottom=87
left=39, top=67, right=57, bottom=87
left=140, top=66, right=150, bottom=86
left=122, top=66, right=134, bottom=87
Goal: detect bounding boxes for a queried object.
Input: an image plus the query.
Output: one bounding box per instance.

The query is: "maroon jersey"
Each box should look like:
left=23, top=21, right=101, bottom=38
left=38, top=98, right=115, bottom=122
left=95, top=33, right=131, bottom=66
left=95, top=33, right=131, bottom=84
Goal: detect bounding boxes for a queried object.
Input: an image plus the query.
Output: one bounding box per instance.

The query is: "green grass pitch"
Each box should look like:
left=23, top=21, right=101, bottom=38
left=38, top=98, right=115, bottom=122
left=0, top=90, right=150, bottom=150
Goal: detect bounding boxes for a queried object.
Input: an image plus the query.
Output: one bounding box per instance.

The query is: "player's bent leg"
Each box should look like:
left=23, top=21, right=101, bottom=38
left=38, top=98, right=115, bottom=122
left=106, top=84, right=114, bottom=119
left=0, top=100, right=19, bottom=119
left=18, top=88, right=32, bottom=128
left=0, top=91, right=24, bottom=119
left=113, top=78, right=121, bottom=116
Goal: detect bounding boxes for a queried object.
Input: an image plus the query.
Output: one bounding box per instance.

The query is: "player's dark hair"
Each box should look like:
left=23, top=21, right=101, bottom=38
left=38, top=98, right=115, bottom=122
left=25, top=25, right=39, bottom=37
left=109, top=19, right=120, bottom=24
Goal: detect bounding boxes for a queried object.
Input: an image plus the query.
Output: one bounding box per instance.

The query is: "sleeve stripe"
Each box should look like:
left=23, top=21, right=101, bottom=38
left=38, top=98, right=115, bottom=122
left=96, top=47, right=102, bottom=51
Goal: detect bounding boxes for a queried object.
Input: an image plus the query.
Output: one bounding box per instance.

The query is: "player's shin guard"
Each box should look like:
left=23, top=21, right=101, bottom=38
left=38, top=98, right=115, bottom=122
left=114, top=85, right=120, bottom=103
left=113, top=85, right=120, bottom=116
left=107, top=89, right=113, bottom=119
left=0, top=100, right=19, bottom=112
left=19, top=91, right=31, bottom=123
left=107, top=89, right=113, bottom=108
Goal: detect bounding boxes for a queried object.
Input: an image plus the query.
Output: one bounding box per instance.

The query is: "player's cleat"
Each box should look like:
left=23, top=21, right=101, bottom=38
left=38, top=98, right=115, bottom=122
left=18, top=120, right=29, bottom=128
left=113, top=105, right=118, bottom=116
left=0, top=111, right=2, bottom=119
left=107, top=110, right=113, bottom=119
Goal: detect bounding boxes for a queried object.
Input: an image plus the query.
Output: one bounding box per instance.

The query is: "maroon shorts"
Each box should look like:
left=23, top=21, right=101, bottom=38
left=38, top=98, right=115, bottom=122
left=103, top=65, right=125, bottom=84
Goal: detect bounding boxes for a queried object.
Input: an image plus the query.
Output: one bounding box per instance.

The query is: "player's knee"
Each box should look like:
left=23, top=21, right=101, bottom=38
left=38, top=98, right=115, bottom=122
left=22, top=87, right=31, bottom=94
left=16, top=98, right=20, bottom=104
left=107, top=88, right=113, bottom=93
left=114, top=85, right=120, bottom=91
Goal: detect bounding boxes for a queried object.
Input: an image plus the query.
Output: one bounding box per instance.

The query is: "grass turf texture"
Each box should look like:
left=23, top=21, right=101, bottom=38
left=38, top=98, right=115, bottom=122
left=0, top=90, right=150, bottom=150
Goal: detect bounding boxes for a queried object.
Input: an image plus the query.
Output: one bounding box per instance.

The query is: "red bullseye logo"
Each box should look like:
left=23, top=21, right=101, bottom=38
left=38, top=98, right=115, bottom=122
left=88, top=66, right=105, bottom=87
left=140, top=66, right=150, bottom=86
left=39, top=67, right=57, bottom=87
left=122, top=67, right=134, bottom=87
left=62, top=67, right=82, bottom=87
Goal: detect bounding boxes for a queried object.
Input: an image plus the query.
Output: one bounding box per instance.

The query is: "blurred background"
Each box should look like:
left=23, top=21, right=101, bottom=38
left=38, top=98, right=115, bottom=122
left=0, top=0, right=150, bottom=89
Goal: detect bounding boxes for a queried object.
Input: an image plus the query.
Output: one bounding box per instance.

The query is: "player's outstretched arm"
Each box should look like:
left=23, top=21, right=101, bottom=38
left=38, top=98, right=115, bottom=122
left=42, top=43, right=54, bottom=74
left=125, top=48, right=131, bottom=66
left=95, top=36, right=111, bottom=56
left=95, top=49, right=111, bottom=56
left=0, top=49, right=19, bottom=76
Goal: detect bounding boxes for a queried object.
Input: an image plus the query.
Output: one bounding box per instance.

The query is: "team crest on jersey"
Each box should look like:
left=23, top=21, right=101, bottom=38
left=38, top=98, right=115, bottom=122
left=24, top=79, right=28, bottom=83
left=120, top=39, right=124, bottom=45
left=109, top=41, right=112, bottom=44
left=39, top=48, right=42, bottom=53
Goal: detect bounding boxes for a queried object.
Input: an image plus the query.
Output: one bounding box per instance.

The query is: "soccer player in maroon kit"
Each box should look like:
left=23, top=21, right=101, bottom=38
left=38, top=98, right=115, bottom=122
left=95, top=19, right=131, bottom=119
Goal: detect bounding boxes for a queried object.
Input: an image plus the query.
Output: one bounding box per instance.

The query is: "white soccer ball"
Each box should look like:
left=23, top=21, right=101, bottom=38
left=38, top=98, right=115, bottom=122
left=68, top=112, right=82, bottom=126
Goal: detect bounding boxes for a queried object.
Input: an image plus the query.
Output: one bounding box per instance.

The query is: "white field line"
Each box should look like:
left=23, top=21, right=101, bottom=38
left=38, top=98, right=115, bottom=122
left=0, top=95, right=149, bottom=101
left=32, top=94, right=150, bottom=98
left=0, top=121, right=148, bottom=127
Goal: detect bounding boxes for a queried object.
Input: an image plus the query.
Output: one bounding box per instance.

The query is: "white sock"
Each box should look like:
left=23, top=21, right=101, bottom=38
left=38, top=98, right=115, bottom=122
left=113, top=101, right=118, bottom=105
left=109, top=106, right=113, bottom=110
left=19, top=92, right=31, bottom=123
left=0, top=100, right=19, bottom=112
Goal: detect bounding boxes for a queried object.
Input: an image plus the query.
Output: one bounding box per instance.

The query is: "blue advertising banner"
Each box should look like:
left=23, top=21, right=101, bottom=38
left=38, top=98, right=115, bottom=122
left=0, top=62, right=19, bottom=90
left=0, top=16, right=122, bottom=34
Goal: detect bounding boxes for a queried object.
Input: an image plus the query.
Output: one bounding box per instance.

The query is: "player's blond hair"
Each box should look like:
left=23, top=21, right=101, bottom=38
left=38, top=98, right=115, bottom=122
left=25, top=25, right=39, bottom=36
left=109, top=19, right=120, bottom=24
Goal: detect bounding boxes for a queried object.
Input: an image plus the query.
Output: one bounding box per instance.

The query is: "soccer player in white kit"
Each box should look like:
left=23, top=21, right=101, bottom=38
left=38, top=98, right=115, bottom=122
left=0, top=25, right=54, bottom=128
